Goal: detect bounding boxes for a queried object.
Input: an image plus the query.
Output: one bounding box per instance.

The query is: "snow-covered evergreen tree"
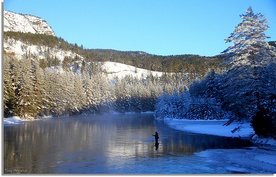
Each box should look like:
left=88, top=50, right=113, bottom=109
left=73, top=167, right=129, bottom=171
left=222, top=6, right=274, bottom=68
left=72, top=74, right=86, bottom=112
left=41, top=68, right=56, bottom=116
left=15, top=57, right=37, bottom=118
left=3, top=56, right=17, bottom=117
left=31, top=59, right=45, bottom=117
left=82, top=72, right=95, bottom=111
left=220, top=7, right=276, bottom=136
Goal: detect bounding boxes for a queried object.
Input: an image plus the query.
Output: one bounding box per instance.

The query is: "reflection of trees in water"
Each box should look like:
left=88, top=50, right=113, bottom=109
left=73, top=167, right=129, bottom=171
left=161, top=131, right=252, bottom=155
left=4, top=114, right=252, bottom=174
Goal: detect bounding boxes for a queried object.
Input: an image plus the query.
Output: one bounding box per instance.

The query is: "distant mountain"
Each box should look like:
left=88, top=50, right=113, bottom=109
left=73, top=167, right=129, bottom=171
left=4, top=10, right=55, bottom=36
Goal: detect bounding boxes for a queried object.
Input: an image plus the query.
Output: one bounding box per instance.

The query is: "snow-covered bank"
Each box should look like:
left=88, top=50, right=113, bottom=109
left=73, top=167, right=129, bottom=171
left=195, top=146, right=276, bottom=174
left=163, top=118, right=276, bottom=174
left=163, top=118, right=276, bottom=146
left=3, top=116, right=27, bottom=126
left=3, top=115, right=55, bottom=126
left=164, top=118, right=254, bottom=138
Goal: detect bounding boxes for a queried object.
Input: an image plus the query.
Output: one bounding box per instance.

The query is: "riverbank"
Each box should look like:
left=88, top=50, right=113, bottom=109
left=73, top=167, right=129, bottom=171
left=163, top=118, right=276, bottom=146
left=3, top=116, right=27, bottom=126
left=3, top=115, right=54, bottom=126
left=164, top=118, right=253, bottom=138
left=163, top=117, right=276, bottom=174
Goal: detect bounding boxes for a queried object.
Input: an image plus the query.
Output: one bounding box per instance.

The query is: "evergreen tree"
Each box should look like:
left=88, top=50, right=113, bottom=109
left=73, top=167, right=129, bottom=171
left=73, top=74, right=86, bottom=112
left=220, top=7, right=276, bottom=137
left=40, top=68, right=53, bottom=116
left=222, top=6, right=273, bottom=68
left=3, top=56, right=17, bottom=117
left=31, top=59, right=44, bottom=117
left=15, top=58, right=37, bottom=118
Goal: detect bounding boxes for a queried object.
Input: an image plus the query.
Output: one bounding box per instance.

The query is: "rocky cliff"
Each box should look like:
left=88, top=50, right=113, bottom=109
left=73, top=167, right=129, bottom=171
left=4, top=10, right=55, bottom=36
left=4, top=10, right=82, bottom=62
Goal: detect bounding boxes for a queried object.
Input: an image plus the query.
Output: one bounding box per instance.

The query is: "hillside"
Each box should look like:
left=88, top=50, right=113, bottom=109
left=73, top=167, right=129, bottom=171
left=4, top=30, right=226, bottom=81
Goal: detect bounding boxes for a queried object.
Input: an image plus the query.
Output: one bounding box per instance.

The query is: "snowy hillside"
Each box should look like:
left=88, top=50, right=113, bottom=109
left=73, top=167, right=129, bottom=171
left=101, top=61, right=164, bottom=80
left=4, top=10, right=55, bottom=36
left=4, top=37, right=83, bottom=61
left=4, top=36, right=167, bottom=80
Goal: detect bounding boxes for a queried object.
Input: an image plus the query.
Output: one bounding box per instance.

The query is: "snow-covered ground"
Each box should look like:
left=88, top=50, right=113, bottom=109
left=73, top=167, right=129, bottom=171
left=4, top=37, right=83, bottom=61
left=3, top=115, right=55, bottom=126
left=163, top=118, right=276, bottom=174
left=3, top=116, right=27, bottom=126
left=164, top=118, right=276, bottom=146
left=4, top=10, right=55, bottom=36
left=164, top=118, right=253, bottom=138
left=101, top=61, right=164, bottom=80
left=195, top=146, right=276, bottom=174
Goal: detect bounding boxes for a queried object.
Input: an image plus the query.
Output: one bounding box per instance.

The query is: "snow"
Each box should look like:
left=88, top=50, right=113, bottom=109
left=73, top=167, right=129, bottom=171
left=4, top=37, right=83, bottom=61
left=4, top=10, right=55, bottom=36
left=163, top=117, right=276, bottom=174
left=164, top=118, right=254, bottom=138
left=101, top=61, right=164, bottom=80
left=195, top=146, right=276, bottom=174
left=163, top=118, right=276, bottom=146
left=255, top=154, right=276, bottom=166
left=3, top=116, right=27, bottom=126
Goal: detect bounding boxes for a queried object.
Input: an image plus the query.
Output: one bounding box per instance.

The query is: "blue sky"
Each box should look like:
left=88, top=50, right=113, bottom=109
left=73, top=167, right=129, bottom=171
left=4, top=0, right=276, bottom=56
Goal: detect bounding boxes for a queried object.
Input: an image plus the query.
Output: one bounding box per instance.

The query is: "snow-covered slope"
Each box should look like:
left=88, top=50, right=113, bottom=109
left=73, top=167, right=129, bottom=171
left=101, top=61, right=164, bottom=80
left=4, top=10, right=55, bottom=36
left=4, top=35, right=165, bottom=80
left=4, top=37, right=82, bottom=61
left=3, top=10, right=167, bottom=80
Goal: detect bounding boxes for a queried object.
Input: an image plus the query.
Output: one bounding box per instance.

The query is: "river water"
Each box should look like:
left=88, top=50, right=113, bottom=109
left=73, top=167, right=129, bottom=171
left=4, top=113, right=252, bottom=174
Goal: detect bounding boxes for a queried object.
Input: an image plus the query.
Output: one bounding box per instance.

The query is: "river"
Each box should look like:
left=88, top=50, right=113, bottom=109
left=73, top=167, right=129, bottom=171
left=4, top=113, right=252, bottom=174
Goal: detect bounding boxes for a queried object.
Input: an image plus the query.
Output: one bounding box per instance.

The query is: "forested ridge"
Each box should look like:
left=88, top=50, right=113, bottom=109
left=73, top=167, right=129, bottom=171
left=4, top=31, right=226, bottom=75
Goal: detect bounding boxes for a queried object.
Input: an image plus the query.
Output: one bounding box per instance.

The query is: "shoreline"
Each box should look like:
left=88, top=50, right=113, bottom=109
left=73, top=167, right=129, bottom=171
left=162, top=117, right=276, bottom=147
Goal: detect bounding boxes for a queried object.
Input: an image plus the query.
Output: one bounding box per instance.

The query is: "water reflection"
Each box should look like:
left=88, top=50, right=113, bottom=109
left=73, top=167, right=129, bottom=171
left=155, top=143, right=159, bottom=150
left=4, top=114, right=252, bottom=174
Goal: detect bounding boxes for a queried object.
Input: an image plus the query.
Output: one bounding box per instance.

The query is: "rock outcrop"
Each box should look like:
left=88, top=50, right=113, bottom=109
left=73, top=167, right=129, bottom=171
left=4, top=10, right=55, bottom=36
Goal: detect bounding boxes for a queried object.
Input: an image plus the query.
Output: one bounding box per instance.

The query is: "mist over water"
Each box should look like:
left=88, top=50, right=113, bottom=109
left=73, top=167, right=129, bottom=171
left=4, top=113, right=252, bottom=174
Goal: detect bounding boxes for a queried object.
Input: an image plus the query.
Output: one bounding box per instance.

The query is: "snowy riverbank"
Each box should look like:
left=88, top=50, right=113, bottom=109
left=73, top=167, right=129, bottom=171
left=163, top=118, right=276, bottom=174
left=164, top=118, right=253, bottom=138
left=3, top=116, right=27, bottom=126
left=3, top=115, right=54, bottom=126
left=163, top=118, right=276, bottom=146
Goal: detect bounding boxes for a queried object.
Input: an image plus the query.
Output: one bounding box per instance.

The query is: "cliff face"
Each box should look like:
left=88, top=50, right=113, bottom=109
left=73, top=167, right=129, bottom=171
left=3, top=10, right=82, bottom=61
left=4, top=10, right=55, bottom=36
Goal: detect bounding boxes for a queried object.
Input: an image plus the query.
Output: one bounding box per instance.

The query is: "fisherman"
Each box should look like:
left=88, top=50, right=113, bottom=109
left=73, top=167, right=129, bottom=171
left=152, top=132, right=159, bottom=144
